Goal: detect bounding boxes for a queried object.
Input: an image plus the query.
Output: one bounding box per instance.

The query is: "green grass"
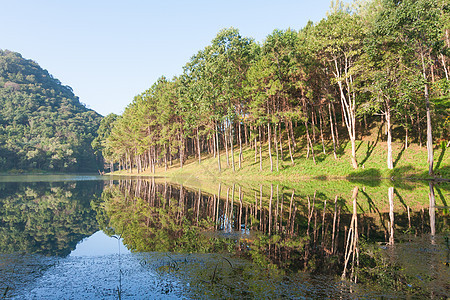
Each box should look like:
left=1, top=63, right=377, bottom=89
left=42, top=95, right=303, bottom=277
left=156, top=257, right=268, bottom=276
left=113, top=137, right=449, bottom=182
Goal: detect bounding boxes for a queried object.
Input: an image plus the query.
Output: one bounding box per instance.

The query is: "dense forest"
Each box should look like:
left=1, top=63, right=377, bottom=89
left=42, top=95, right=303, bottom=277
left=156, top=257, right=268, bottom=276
left=0, top=50, right=102, bottom=172
left=99, top=0, right=450, bottom=176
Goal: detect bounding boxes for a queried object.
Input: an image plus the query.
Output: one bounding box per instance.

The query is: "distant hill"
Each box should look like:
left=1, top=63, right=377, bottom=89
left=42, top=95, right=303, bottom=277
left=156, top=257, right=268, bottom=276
left=0, top=49, right=102, bottom=172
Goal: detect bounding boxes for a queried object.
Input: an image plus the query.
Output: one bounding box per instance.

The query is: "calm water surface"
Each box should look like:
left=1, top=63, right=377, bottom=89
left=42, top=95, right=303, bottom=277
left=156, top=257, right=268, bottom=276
left=0, top=175, right=448, bottom=299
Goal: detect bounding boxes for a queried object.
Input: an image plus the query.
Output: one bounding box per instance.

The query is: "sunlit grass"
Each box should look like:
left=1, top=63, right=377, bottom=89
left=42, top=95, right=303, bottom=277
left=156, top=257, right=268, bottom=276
left=113, top=136, right=449, bottom=182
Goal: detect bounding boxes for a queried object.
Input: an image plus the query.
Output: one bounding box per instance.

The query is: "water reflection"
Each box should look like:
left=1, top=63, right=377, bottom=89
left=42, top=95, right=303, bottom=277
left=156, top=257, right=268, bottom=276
left=70, top=231, right=130, bottom=256
left=0, top=180, right=102, bottom=256
left=0, top=179, right=104, bottom=298
left=99, top=178, right=449, bottom=298
left=0, top=177, right=448, bottom=298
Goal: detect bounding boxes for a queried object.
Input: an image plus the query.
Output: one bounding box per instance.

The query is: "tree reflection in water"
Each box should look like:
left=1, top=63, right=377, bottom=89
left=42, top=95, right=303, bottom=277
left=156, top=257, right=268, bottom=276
left=0, top=180, right=102, bottom=256
left=97, top=178, right=449, bottom=298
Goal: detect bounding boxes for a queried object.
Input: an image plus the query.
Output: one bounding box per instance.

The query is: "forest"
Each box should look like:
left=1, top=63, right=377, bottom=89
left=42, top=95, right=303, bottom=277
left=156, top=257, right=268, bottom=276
left=98, top=0, right=450, bottom=177
left=0, top=50, right=102, bottom=172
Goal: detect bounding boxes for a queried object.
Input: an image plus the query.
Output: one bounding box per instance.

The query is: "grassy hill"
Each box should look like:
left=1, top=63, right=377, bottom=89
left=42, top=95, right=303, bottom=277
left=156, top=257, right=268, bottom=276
left=111, top=131, right=449, bottom=182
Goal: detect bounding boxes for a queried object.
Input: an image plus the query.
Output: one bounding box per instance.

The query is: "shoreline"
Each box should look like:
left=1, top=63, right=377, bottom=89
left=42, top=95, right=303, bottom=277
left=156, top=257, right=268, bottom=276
left=105, top=169, right=450, bottom=183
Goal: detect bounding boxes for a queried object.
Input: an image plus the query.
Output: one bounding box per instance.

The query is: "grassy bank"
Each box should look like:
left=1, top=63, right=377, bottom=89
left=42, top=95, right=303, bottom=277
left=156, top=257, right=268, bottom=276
left=111, top=136, right=450, bottom=182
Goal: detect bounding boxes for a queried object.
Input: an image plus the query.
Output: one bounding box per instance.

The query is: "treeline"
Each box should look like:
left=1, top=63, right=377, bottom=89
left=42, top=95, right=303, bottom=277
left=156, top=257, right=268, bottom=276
left=0, top=50, right=102, bottom=172
left=99, top=0, right=450, bottom=175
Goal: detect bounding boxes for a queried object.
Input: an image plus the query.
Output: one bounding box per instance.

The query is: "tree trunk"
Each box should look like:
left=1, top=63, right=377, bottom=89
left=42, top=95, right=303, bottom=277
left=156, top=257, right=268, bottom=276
left=135, top=150, right=141, bottom=173
left=429, top=182, right=436, bottom=237
left=213, top=127, right=217, bottom=158
left=319, top=107, right=326, bottom=154
left=224, top=124, right=229, bottom=167
left=278, top=123, right=283, bottom=162
left=350, top=139, right=357, bottom=169
left=386, top=105, right=393, bottom=169
left=311, top=108, right=316, bottom=143
left=305, top=120, right=316, bottom=164
left=426, top=85, right=434, bottom=175
left=336, top=71, right=357, bottom=169
left=430, top=53, right=435, bottom=83
left=216, top=123, right=221, bottom=172
left=289, top=120, right=296, bottom=149
left=230, top=121, right=235, bottom=172
left=239, top=122, right=243, bottom=169
left=332, top=102, right=340, bottom=147
left=179, top=133, right=183, bottom=169
left=342, top=186, right=359, bottom=280
left=197, top=126, right=201, bottom=164
left=254, top=132, right=257, bottom=163
left=421, top=52, right=434, bottom=175
left=125, top=152, right=128, bottom=173
left=388, top=187, right=394, bottom=245
left=329, top=103, right=337, bottom=159
left=244, top=123, right=249, bottom=145
left=286, top=120, right=295, bottom=165
left=164, top=144, right=168, bottom=171
left=259, top=126, right=262, bottom=171
left=274, top=123, right=279, bottom=171
left=405, top=127, right=408, bottom=150
left=268, top=123, right=273, bottom=172
left=152, top=146, right=156, bottom=173
left=252, top=128, right=258, bottom=164
left=269, top=184, right=273, bottom=235
left=441, top=54, right=449, bottom=80
left=332, top=195, right=338, bottom=253
left=417, top=108, right=422, bottom=147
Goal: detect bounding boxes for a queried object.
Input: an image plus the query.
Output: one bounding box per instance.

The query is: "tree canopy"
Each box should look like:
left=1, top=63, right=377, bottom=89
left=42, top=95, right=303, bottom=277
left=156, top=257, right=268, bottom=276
left=95, top=0, right=450, bottom=175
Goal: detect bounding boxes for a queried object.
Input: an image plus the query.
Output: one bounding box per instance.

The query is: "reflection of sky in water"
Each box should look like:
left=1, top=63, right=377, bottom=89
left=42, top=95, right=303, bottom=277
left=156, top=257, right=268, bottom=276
left=71, top=231, right=130, bottom=257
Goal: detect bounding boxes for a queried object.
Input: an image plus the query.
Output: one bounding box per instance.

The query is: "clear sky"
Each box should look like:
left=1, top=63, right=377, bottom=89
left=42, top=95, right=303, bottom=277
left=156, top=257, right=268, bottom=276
left=1, top=0, right=335, bottom=116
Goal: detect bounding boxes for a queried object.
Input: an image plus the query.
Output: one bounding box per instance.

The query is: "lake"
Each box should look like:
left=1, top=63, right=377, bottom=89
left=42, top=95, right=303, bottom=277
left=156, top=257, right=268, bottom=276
left=0, top=175, right=448, bottom=299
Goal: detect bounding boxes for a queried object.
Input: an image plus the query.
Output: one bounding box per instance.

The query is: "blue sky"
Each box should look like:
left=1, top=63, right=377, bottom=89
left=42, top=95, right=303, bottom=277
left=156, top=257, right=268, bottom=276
left=1, top=0, right=336, bottom=116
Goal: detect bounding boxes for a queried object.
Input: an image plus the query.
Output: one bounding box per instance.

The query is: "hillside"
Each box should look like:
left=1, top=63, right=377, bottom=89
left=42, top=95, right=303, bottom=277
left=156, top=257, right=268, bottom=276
left=0, top=50, right=102, bottom=172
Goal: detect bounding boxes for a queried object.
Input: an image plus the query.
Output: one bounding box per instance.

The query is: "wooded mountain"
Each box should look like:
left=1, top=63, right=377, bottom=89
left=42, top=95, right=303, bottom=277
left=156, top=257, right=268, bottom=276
left=0, top=50, right=102, bottom=172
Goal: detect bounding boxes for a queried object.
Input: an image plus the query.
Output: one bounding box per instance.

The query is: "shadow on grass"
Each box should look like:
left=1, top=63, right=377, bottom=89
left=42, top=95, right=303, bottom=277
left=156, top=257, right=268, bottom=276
left=415, top=165, right=450, bottom=182
left=360, top=124, right=382, bottom=166
left=391, top=180, right=416, bottom=190
left=394, top=188, right=408, bottom=210
left=435, top=147, right=447, bottom=171
left=316, top=153, right=327, bottom=163
left=356, top=140, right=364, bottom=153
left=391, top=165, right=418, bottom=178
left=393, top=144, right=405, bottom=168
left=435, top=185, right=448, bottom=206
left=434, top=165, right=450, bottom=186
left=336, top=140, right=349, bottom=156
left=346, top=168, right=381, bottom=186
